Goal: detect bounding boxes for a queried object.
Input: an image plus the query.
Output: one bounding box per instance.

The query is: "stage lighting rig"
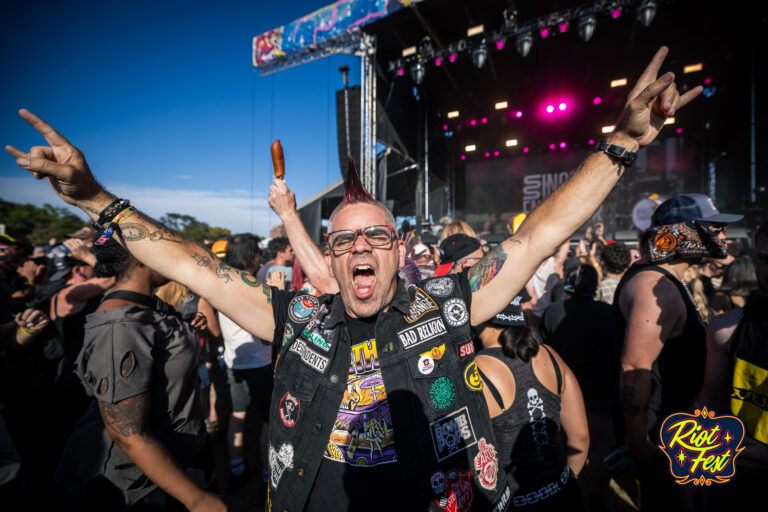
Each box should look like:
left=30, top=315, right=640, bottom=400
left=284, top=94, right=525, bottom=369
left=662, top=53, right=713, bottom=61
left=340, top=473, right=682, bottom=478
left=636, top=0, right=657, bottom=26
left=472, top=40, right=488, bottom=69
left=577, top=8, right=597, bottom=41
left=411, top=60, right=425, bottom=85
left=516, top=28, right=533, bottom=57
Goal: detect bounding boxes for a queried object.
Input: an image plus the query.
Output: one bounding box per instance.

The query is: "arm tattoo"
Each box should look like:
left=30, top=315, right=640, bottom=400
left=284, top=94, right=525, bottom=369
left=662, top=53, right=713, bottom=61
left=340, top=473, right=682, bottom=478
left=192, top=253, right=211, bottom=267
left=468, top=244, right=508, bottom=292
left=216, top=263, right=234, bottom=283
left=620, top=385, right=642, bottom=417
left=119, top=222, right=182, bottom=244
left=97, top=394, right=156, bottom=443
left=263, top=284, right=273, bottom=305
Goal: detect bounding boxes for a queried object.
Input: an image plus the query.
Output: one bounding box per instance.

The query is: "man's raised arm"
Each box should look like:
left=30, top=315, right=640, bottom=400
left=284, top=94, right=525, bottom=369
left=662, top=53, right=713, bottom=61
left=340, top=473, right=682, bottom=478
left=5, top=110, right=275, bottom=341
left=468, top=46, right=702, bottom=326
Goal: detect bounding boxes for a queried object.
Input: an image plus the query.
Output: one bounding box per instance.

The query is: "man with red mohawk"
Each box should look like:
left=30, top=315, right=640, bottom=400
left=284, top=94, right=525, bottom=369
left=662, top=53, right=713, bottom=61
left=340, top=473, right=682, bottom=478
left=7, top=47, right=699, bottom=511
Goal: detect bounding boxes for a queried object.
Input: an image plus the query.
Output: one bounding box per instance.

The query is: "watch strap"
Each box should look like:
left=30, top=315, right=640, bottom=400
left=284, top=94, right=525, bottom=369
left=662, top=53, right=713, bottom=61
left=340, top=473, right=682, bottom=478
left=595, top=138, right=637, bottom=168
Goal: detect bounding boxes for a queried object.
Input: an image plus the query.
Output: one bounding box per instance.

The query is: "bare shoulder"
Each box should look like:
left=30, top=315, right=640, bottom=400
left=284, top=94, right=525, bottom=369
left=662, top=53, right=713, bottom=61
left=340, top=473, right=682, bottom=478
left=708, top=308, right=744, bottom=347
left=620, top=268, right=684, bottom=314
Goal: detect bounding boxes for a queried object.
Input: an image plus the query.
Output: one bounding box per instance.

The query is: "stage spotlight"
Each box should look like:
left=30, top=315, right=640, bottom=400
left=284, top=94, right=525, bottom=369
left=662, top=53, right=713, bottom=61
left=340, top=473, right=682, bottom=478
left=465, top=144, right=476, bottom=152
left=602, top=125, right=615, bottom=133
left=481, top=117, right=488, bottom=124
left=704, top=77, right=712, bottom=85
left=447, top=111, right=460, bottom=118
left=470, top=119, right=477, bottom=126
left=588, top=139, right=595, bottom=145
left=611, top=78, right=628, bottom=87
left=559, top=21, right=569, bottom=33
left=546, top=105, right=555, bottom=114
left=495, top=101, right=508, bottom=110
left=593, top=96, right=602, bottom=104
left=484, top=152, right=490, bottom=158
left=503, top=8, right=518, bottom=29
left=435, top=57, right=443, bottom=66
left=684, top=63, right=703, bottom=73
left=516, top=29, right=533, bottom=57
left=540, top=27, right=550, bottom=39
left=397, top=68, right=404, bottom=76
left=505, top=139, right=518, bottom=147
left=472, top=41, right=488, bottom=69
left=523, top=147, right=529, bottom=153
left=611, top=7, right=622, bottom=19
left=461, top=155, right=466, bottom=161
left=577, top=9, right=597, bottom=42
left=410, top=61, right=425, bottom=85
left=494, top=151, right=500, bottom=157
left=496, top=39, right=505, bottom=50
left=449, top=53, right=457, bottom=63
left=549, top=144, right=556, bottom=150
left=558, top=102, right=567, bottom=111
left=443, top=124, right=448, bottom=130
left=468, top=25, right=485, bottom=37
left=664, top=117, right=675, bottom=125
left=402, top=46, right=417, bottom=57
left=636, top=0, right=657, bottom=27
left=515, top=110, right=523, bottom=118
left=559, top=142, right=567, bottom=149
left=675, top=127, right=683, bottom=134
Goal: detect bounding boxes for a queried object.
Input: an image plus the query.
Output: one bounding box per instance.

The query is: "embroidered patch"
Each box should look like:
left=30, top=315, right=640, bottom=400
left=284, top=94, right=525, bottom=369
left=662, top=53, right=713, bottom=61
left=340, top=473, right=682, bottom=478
left=398, top=316, right=447, bottom=349
left=279, top=392, right=300, bottom=428
left=288, top=338, right=329, bottom=373
left=473, top=438, right=499, bottom=491
left=431, top=469, right=474, bottom=512
left=464, top=361, right=483, bottom=391
left=458, top=341, right=475, bottom=359
left=421, top=343, right=446, bottom=361
left=419, top=355, right=435, bottom=375
left=288, top=295, right=320, bottom=323
left=429, top=406, right=478, bottom=461
left=281, top=324, right=294, bottom=346
left=268, top=442, right=294, bottom=489
left=301, top=328, right=329, bottom=352
left=443, top=298, right=469, bottom=327
left=425, top=277, right=455, bottom=297
left=430, top=377, right=457, bottom=410
left=403, top=288, right=439, bottom=323
left=492, top=484, right=511, bottom=512
left=654, top=232, right=678, bottom=252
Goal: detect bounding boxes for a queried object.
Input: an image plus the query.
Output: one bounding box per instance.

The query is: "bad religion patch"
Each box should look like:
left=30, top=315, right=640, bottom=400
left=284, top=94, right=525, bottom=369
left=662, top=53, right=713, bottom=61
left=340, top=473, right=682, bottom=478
left=403, top=288, right=439, bottom=323
left=289, top=338, right=329, bottom=373
left=398, top=316, right=448, bottom=350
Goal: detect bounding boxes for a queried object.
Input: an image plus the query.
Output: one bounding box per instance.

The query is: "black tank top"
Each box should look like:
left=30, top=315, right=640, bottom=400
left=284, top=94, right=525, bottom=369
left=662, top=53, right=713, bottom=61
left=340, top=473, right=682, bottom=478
left=614, top=264, right=706, bottom=433
left=477, top=346, right=568, bottom=494
left=52, top=286, right=102, bottom=362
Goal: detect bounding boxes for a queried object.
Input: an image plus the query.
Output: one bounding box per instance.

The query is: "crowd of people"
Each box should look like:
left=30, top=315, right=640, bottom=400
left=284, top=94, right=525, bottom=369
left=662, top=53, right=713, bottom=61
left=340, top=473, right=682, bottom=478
left=1, top=47, right=765, bottom=512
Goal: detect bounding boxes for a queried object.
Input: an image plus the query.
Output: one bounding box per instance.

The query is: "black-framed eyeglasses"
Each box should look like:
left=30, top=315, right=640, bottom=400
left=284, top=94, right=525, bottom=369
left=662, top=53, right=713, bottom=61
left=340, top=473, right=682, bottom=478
left=698, top=221, right=728, bottom=236
left=325, top=225, right=396, bottom=256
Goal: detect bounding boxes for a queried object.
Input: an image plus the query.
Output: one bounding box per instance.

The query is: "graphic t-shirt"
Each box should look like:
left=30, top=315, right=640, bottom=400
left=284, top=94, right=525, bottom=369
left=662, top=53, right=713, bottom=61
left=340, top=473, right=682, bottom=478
left=305, top=314, right=407, bottom=511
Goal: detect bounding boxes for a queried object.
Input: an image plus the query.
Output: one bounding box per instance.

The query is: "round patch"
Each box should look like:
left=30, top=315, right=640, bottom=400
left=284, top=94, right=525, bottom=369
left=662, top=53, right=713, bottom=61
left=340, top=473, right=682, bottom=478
left=443, top=298, right=469, bottom=327
left=464, top=361, right=483, bottom=391
left=288, top=295, right=320, bottom=323
left=282, top=324, right=294, bottom=345
left=654, top=232, right=678, bottom=252
left=430, top=377, right=456, bottom=410
left=418, top=355, right=435, bottom=375
left=279, top=392, right=300, bottom=428
left=425, top=277, right=455, bottom=297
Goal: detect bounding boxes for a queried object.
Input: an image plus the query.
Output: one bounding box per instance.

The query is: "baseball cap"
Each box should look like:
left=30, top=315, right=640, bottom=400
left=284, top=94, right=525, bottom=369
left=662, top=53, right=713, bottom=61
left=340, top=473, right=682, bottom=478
left=211, top=239, right=228, bottom=258
left=0, top=234, right=18, bottom=250
left=435, top=234, right=481, bottom=276
left=489, top=295, right=527, bottom=327
left=651, top=194, right=743, bottom=227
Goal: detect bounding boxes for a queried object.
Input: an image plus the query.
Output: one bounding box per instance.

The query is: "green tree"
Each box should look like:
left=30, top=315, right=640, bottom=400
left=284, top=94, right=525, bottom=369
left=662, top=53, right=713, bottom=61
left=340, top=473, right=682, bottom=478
left=159, top=213, right=231, bottom=243
left=0, top=199, right=86, bottom=244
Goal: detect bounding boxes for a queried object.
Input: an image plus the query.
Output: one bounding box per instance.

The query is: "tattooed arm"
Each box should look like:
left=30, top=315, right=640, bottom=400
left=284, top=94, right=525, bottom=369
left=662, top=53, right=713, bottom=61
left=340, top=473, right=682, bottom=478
left=98, top=394, right=226, bottom=511
left=4, top=111, right=275, bottom=341
left=617, top=271, right=686, bottom=462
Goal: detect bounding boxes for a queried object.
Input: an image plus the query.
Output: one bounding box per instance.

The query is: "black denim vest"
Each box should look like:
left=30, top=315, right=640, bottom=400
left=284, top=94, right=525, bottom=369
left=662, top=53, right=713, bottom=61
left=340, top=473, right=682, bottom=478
left=267, top=275, right=513, bottom=512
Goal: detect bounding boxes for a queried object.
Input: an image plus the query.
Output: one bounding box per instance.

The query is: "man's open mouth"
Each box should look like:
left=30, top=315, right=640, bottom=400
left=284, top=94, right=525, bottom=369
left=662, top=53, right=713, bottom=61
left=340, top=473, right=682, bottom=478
left=352, top=264, right=376, bottom=299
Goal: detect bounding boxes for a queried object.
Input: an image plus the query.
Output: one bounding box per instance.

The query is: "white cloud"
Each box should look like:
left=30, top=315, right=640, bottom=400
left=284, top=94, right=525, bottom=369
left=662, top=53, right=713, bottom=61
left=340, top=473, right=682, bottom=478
left=0, top=175, right=279, bottom=236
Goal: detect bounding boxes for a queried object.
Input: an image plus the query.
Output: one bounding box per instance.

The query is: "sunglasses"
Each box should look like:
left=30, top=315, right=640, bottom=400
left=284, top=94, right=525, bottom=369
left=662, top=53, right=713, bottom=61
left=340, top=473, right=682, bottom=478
left=325, top=225, right=396, bottom=256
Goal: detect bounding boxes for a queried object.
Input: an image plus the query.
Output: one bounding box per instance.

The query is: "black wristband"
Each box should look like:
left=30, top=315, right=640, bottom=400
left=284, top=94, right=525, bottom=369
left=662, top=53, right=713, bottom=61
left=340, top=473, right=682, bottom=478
left=95, top=198, right=130, bottom=228
left=595, top=139, right=637, bottom=168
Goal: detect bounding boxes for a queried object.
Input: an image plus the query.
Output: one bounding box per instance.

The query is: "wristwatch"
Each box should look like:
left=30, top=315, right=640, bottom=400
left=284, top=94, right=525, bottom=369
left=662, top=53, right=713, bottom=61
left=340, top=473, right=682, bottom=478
left=595, top=138, right=637, bottom=168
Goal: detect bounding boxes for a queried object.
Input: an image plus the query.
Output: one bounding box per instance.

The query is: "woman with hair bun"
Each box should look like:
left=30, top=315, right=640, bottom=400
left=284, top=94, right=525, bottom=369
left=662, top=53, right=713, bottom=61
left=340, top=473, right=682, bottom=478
left=474, top=298, right=589, bottom=511
left=52, top=239, right=225, bottom=511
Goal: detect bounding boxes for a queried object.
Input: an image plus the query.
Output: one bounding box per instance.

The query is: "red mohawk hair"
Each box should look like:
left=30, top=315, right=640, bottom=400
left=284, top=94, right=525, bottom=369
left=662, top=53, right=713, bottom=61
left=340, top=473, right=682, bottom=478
left=343, top=155, right=374, bottom=203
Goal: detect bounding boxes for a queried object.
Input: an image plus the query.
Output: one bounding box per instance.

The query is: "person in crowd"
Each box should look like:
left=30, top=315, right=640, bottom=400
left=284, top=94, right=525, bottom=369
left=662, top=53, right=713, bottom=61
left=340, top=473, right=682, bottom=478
left=697, top=221, right=768, bottom=507
left=475, top=299, right=589, bottom=510
left=216, top=234, right=273, bottom=494
left=540, top=263, right=621, bottom=510
left=614, top=193, right=741, bottom=511
left=434, top=234, right=485, bottom=277
left=526, top=241, right=570, bottom=319
left=629, top=246, right=642, bottom=264
left=7, top=46, right=699, bottom=511
left=256, top=236, right=292, bottom=289
left=438, top=219, right=477, bottom=242
left=683, top=265, right=715, bottom=324
left=698, top=252, right=735, bottom=300
left=51, top=239, right=225, bottom=511
left=596, top=242, right=631, bottom=304
left=709, top=255, right=762, bottom=313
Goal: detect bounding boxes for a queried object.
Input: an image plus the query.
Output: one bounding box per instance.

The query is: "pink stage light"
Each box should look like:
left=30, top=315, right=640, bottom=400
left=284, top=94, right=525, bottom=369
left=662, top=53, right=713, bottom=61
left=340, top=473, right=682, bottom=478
left=611, top=8, right=622, bottom=18
left=449, top=54, right=457, bottom=63
left=496, top=40, right=505, bottom=50
left=559, top=22, right=568, bottom=33
left=559, top=142, right=567, bottom=149
left=558, top=102, right=567, bottom=111
left=484, top=152, right=490, bottom=158
left=493, top=151, right=500, bottom=157
left=549, top=143, right=556, bottom=150
left=443, top=124, right=448, bottom=130
left=593, top=96, right=602, bottom=105
left=676, top=128, right=683, bottom=134
left=704, top=77, right=712, bottom=85
left=460, top=155, right=466, bottom=161
left=588, top=139, right=595, bottom=145
left=435, top=58, right=443, bottom=66
left=540, top=28, right=550, bottom=39
left=397, top=68, right=404, bottom=76
left=470, top=119, right=477, bottom=126
left=546, top=105, right=555, bottom=114
left=515, top=110, right=523, bottom=118
left=481, top=117, right=488, bottom=124
left=523, top=147, right=529, bottom=153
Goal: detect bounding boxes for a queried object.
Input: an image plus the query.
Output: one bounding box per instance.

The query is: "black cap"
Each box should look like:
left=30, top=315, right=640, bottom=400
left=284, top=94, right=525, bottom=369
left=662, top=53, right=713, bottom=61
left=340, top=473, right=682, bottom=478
left=489, top=295, right=526, bottom=327
left=651, top=194, right=743, bottom=227
left=435, top=234, right=481, bottom=276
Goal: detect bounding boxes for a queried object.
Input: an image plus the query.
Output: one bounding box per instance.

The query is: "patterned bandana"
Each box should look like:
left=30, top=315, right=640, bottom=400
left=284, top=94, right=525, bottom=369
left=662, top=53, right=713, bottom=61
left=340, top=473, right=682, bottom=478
left=645, top=221, right=727, bottom=263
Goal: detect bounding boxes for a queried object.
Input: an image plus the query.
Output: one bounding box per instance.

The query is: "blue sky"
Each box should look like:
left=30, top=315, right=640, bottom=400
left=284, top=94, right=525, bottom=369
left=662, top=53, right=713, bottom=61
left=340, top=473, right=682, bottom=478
left=1, top=0, right=358, bottom=237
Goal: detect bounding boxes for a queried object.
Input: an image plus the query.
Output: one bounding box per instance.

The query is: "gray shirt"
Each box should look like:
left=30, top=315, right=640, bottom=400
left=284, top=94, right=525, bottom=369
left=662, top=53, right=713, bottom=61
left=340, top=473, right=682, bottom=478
left=54, top=305, right=204, bottom=505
